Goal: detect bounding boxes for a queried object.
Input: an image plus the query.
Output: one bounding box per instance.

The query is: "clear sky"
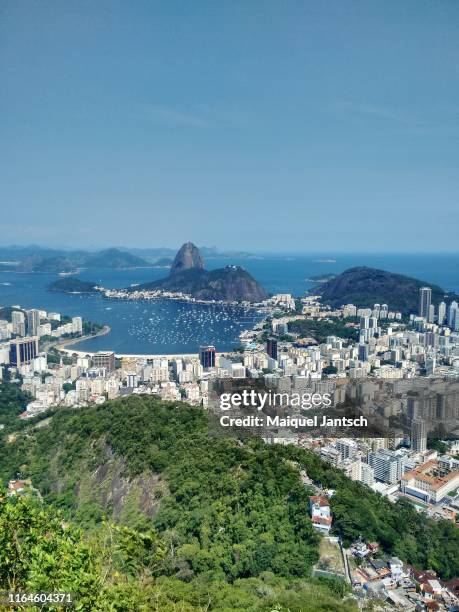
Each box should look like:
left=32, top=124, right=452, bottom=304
left=1, top=1, right=458, bottom=252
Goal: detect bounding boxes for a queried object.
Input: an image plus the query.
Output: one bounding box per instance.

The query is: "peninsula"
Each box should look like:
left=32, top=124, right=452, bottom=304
left=132, top=242, right=268, bottom=303
left=316, top=266, right=458, bottom=313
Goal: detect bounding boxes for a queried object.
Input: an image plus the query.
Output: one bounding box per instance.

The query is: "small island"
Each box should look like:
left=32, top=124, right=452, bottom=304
left=48, top=278, right=98, bottom=294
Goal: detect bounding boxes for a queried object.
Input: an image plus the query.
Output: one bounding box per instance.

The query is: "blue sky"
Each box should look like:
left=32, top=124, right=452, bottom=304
left=1, top=0, right=458, bottom=252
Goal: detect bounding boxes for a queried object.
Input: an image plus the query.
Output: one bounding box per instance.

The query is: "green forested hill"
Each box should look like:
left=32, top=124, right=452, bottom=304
left=1, top=397, right=321, bottom=580
left=316, top=266, right=457, bottom=313
left=0, top=387, right=458, bottom=610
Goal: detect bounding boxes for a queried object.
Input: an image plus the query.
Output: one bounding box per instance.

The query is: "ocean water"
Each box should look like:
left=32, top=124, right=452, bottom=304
left=0, top=253, right=458, bottom=354
left=206, top=253, right=459, bottom=296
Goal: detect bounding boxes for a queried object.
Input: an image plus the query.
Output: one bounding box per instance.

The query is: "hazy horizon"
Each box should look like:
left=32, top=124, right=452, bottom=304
left=1, top=242, right=459, bottom=257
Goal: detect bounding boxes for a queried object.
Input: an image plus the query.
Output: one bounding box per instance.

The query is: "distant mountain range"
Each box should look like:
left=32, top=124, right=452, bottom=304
left=134, top=242, right=268, bottom=303
left=315, top=266, right=459, bottom=313
left=47, top=242, right=268, bottom=302
left=84, top=248, right=151, bottom=269
left=0, top=248, right=152, bottom=272
left=0, top=244, right=257, bottom=274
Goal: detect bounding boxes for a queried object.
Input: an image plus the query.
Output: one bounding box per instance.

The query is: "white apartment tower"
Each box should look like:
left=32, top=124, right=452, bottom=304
left=419, top=287, right=431, bottom=319
left=411, top=417, right=427, bottom=453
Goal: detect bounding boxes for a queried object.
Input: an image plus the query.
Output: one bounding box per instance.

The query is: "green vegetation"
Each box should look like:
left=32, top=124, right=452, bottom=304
left=82, top=320, right=104, bottom=334
left=428, top=438, right=449, bottom=454
left=0, top=396, right=356, bottom=610
left=288, top=317, right=359, bottom=344
left=0, top=492, right=355, bottom=611
left=48, top=278, right=98, bottom=293
left=46, top=347, right=73, bottom=365
left=0, top=493, right=99, bottom=607
left=275, top=445, right=459, bottom=580
left=0, top=386, right=458, bottom=609
left=140, top=265, right=268, bottom=302
left=0, top=398, right=321, bottom=581
left=0, top=382, right=30, bottom=429
left=317, top=266, right=458, bottom=313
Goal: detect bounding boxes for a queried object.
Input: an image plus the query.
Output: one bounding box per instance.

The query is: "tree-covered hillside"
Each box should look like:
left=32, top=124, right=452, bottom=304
left=2, top=493, right=354, bottom=611
left=0, top=389, right=355, bottom=611
left=316, top=266, right=457, bottom=313
left=1, top=397, right=321, bottom=581
left=1, top=388, right=458, bottom=610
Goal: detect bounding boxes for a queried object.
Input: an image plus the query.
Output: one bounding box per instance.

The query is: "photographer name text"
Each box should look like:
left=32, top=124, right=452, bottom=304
left=219, top=414, right=368, bottom=428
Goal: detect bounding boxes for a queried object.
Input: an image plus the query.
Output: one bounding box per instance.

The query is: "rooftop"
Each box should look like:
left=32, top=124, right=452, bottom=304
left=310, top=495, right=330, bottom=507
left=402, top=459, right=459, bottom=491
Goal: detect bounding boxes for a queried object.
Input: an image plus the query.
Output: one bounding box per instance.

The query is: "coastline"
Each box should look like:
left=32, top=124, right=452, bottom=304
left=58, top=346, right=239, bottom=360
left=57, top=325, right=111, bottom=352
left=56, top=322, right=249, bottom=360
left=100, top=287, right=267, bottom=310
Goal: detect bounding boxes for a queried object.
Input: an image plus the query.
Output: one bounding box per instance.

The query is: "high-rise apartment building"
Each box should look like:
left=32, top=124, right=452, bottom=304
left=368, top=449, right=405, bottom=485
left=437, top=301, right=446, bottom=326
left=11, top=311, right=26, bottom=336
left=411, top=416, right=427, bottom=453
left=360, top=462, right=375, bottom=485
left=419, top=287, right=431, bottom=319
left=72, top=317, right=83, bottom=334
left=419, top=287, right=432, bottom=319
left=92, top=351, right=115, bottom=372
left=9, top=336, right=39, bottom=367
left=336, top=438, right=357, bottom=461
left=199, top=345, right=216, bottom=369
left=266, top=338, right=278, bottom=361
left=449, top=302, right=459, bottom=332
left=26, top=309, right=41, bottom=336
left=358, top=344, right=369, bottom=362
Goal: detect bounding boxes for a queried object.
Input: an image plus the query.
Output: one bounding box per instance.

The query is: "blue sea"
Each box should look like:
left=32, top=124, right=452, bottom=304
left=0, top=253, right=458, bottom=355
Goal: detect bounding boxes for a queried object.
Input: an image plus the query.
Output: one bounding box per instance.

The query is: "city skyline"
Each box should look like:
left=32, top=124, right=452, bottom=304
left=1, top=1, right=459, bottom=251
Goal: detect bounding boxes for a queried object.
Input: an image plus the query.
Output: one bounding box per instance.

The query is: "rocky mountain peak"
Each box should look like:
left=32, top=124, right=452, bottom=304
left=170, top=242, right=204, bottom=276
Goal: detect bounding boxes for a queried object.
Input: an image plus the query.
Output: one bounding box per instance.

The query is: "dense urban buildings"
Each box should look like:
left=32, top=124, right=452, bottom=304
left=1, top=280, right=459, bottom=610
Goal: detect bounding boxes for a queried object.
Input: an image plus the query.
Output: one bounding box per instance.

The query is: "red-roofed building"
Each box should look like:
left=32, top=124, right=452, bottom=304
left=309, top=496, right=332, bottom=533
left=7, top=479, right=31, bottom=496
